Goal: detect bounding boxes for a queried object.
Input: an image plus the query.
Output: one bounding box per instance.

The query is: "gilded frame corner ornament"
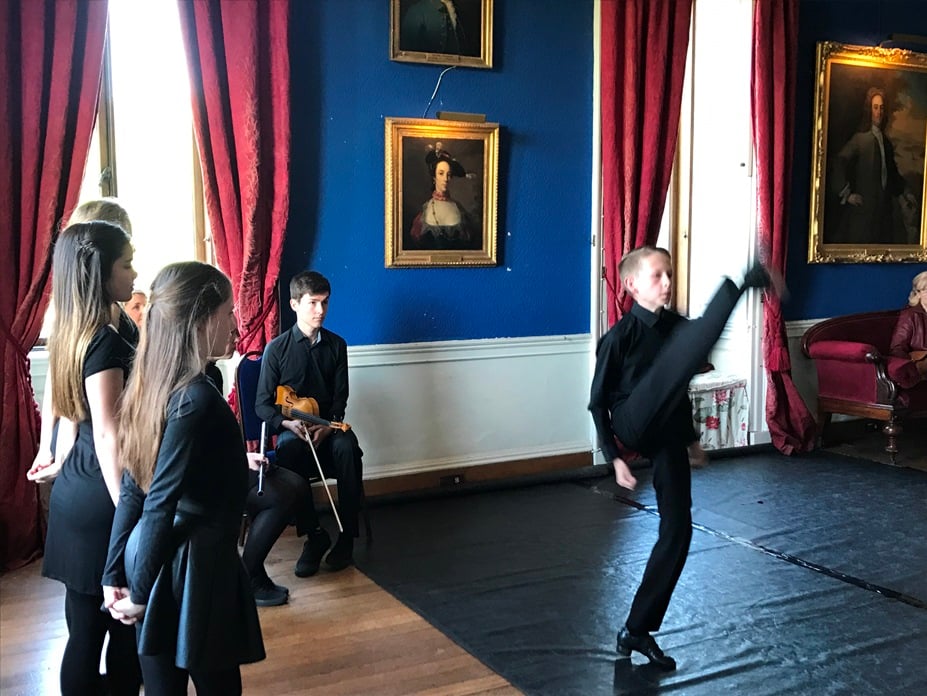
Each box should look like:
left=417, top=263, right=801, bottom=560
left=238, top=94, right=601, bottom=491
left=384, top=117, right=499, bottom=268
left=808, top=41, right=927, bottom=263
left=390, top=0, right=493, bottom=70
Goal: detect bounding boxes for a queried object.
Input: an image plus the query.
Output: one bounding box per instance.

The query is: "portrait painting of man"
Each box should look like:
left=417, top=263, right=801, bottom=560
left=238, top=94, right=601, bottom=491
left=391, top=0, right=492, bottom=69
left=809, top=42, right=927, bottom=262
left=823, top=64, right=925, bottom=247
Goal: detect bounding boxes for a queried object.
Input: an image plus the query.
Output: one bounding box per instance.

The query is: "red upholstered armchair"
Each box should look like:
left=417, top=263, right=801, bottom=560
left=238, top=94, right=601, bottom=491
left=801, top=310, right=927, bottom=462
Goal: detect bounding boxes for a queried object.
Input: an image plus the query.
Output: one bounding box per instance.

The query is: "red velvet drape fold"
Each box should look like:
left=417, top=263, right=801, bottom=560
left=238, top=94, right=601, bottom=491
left=751, top=0, right=816, bottom=454
left=0, top=0, right=109, bottom=569
left=600, top=0, right=693, bottom=325
left=177, top=0, right=291, bottom=355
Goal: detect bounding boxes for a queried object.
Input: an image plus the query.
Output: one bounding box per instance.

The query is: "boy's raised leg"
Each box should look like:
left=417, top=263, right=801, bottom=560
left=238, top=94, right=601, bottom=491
left=612, top=266, right=771, bottom=451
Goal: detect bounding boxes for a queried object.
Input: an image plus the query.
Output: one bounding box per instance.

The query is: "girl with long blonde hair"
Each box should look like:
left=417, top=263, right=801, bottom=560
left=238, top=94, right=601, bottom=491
left=103, top=261, right=264, bottom=695
left=29, top=198, right=136, bottom=482
left=39, top=221, right=141, bottom=695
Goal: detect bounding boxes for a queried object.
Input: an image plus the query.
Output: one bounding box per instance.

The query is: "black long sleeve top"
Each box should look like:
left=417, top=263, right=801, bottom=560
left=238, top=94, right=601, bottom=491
left=589, top=302, right=694, bottom=461
left=102, top=376, right=249, bottom=603
left=254, top=325, right=350, bottom=433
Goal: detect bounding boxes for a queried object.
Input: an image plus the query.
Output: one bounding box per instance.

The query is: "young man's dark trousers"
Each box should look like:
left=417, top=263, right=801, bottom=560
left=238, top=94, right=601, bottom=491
left=275, top=429, right=363, bottom=537
left=610, top=278, right=743, bottom=633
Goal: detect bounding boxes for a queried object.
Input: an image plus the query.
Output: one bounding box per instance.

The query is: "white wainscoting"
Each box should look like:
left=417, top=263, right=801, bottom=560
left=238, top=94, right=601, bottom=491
left=28, top=336, right=597, bottom=481
left=28, top=349, right=49, bottom=408
left=346, top=335, right=595, bottom=479
left=28, top=324, right=837, bottom=469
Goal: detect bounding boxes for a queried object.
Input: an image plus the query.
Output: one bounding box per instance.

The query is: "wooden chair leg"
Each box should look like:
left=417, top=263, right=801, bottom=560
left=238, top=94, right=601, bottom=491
left=816, top=405, right=832, bottom=448
left=883, top=415, right=902, bottom=465
left=361, top=483, right=373, bottom=545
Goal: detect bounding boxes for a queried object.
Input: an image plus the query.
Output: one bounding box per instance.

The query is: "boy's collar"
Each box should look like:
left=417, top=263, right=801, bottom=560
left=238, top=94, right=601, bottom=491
left=630, top=302, right=662, bottom=327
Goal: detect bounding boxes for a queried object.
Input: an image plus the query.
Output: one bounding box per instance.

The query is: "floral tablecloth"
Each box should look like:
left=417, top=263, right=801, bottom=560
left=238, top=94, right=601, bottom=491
left=688, top=373, right=749, bottom=450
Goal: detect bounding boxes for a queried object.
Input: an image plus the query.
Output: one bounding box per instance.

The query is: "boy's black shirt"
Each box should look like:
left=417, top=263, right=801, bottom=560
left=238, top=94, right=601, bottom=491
left=589, top=302, right=696, bottom=461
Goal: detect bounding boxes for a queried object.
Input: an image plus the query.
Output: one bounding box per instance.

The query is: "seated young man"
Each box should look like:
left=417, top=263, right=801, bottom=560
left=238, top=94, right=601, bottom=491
left=255, top=271, right=363, bottom=576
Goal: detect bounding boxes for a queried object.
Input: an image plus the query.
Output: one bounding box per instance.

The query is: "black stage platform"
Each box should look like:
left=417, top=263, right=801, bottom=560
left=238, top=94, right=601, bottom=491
left=355, top=451, right=927, bottom=695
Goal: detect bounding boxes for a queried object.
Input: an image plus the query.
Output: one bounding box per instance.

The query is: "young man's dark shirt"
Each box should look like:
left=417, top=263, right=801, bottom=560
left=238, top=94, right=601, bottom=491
left=254, top=325, right=349, bottom=432
left=589, top=302, right=696, bottom=461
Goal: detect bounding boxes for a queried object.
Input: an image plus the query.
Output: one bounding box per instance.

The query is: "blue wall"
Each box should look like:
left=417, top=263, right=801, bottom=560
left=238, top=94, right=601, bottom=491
left=786, top=0, right=927, bottom=320
left=284, top=0, right=593, bottom=344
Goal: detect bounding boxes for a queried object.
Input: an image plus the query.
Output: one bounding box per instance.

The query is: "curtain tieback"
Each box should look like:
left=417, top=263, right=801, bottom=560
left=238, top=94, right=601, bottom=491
left=0, top=313, right=29, bottom=361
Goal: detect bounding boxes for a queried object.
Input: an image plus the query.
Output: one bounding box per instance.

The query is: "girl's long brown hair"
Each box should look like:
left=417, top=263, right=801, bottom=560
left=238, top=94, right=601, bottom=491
left=119, top=262, right=231, bottom=491
left=48, top=222, right=131, bottom=421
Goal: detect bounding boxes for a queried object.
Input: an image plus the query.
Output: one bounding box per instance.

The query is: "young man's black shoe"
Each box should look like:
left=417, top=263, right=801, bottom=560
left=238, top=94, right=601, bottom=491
left=324, top=534, right=354, bottom=571
left=295, top=527, right=331, bottom=577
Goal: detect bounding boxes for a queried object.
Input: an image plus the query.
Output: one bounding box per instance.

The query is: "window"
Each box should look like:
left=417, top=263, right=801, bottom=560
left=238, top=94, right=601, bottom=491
left=36, top=0, right=209, bottom=345
left=79, top=0, right=210, bottom=290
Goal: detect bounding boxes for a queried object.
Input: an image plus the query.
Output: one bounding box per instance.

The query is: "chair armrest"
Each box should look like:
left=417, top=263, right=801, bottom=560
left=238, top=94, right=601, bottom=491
left=807, top=340, right=881, bottom=363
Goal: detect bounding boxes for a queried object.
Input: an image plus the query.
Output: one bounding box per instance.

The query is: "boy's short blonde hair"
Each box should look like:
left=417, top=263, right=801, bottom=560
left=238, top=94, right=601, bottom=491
left=618, top=246, right=671, bottom=290
left=66, top=198, right=132, bottom=236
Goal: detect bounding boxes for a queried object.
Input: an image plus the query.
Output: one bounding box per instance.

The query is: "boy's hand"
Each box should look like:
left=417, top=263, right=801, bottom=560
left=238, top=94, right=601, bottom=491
left=613, top=457, right=637, bottom=490
left=688, top=442, right=709, bottom=469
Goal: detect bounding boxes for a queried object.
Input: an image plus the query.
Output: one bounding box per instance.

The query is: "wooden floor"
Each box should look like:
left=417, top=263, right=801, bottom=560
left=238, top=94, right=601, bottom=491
left=0, top=528, right=519, bottom=696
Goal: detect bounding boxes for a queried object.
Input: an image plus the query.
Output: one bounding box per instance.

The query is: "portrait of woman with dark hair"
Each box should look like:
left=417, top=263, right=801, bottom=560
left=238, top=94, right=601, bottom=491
left=407, top=142, right=479, bottom=250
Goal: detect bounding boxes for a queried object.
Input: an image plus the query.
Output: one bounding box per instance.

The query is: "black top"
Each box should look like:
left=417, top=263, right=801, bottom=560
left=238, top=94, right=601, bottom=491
left=117, top=307, right=139, bottom=347
left=205, top=361, right=223, bottom=392
left=589, top=303, right=692, bottom=462
left=42, top=325, right=134, bottom=594
left=255, top=325, right=349, bottom=431
left=103, top=375, right=264, bottom=669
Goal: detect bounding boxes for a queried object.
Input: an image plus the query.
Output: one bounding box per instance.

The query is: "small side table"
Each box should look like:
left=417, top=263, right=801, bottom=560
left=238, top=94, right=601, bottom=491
left=688, top=373, right=749, bottom=450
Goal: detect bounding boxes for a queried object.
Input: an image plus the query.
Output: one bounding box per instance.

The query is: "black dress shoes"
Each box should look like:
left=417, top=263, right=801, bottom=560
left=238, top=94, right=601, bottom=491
left=324, top=534, right=354, bottom=571
left=295, top=527, right=331, bottom=577
left=616, top=626, right=676, bottom=671
left=251, top=577, right=289, bottom=607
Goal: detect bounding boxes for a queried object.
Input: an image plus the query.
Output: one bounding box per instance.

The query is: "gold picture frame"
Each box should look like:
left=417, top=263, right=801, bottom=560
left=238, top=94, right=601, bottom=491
left=385, top=117, right=499, bottom=268
left=390, top=0, right=493, bottom=70
left=808, top=41, right=927, bottom=263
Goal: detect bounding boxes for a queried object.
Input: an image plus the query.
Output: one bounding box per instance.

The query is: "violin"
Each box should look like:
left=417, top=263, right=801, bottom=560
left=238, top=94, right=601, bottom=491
left=274, top=385, right=351, bottom=432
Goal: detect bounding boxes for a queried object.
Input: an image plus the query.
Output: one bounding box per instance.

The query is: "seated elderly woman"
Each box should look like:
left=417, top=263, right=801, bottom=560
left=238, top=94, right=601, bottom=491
left=890, top=270, right=927, bottom=376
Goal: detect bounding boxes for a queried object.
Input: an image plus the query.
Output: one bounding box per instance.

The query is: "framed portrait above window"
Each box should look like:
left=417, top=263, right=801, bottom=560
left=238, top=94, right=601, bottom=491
left=808, top=41, right=927, bottom=263
left=390, top=0, right=493, bottom=69
left=384, top=117, right=499, bottom=268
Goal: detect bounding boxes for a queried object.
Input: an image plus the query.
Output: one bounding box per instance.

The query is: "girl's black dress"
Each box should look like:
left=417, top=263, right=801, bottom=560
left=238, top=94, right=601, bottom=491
left=42, top=325, right=134, bottom=593
left=103, top=374, right=265, bottom=671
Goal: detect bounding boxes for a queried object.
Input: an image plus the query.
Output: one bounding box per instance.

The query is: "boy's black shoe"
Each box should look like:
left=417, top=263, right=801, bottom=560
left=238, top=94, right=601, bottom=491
left=324, top=534, right=354, bottom=571
left=616, top=626, right=676, bottom=671
left=742, top=260, right=771, bottom=290
left=252, top=577, right=289, bottom=607
left=742, top=260, right=788, bottom=298
left=295, top=527, right=331, bottom=577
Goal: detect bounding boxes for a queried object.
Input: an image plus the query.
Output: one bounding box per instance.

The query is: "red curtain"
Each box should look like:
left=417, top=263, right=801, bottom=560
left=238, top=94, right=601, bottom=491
left=0, top=0, right=108, bottom=569
left=177, top=0, right=291, bottom=355
left=751, top=0, right=816, bottom=454
left=600, top=0, right=693, bottom=325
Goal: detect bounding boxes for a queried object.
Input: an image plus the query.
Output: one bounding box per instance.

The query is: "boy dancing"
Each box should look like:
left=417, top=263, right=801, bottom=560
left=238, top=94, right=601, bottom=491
left=590, top=246, right=774, bottom=670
